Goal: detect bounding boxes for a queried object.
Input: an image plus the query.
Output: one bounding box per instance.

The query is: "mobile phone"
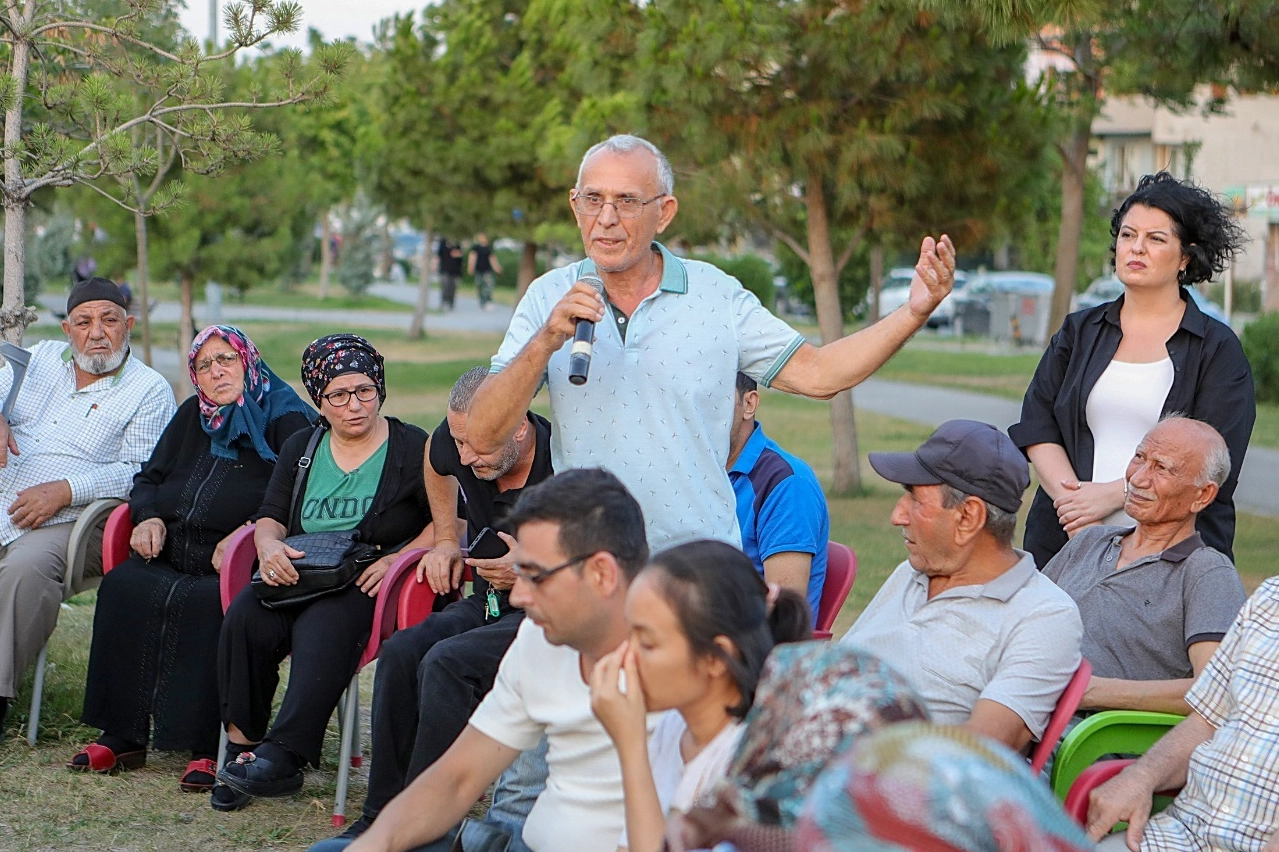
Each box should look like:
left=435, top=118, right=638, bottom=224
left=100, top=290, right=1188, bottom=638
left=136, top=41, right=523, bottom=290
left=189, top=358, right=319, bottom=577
left=468, top=527, right=509, bottom=560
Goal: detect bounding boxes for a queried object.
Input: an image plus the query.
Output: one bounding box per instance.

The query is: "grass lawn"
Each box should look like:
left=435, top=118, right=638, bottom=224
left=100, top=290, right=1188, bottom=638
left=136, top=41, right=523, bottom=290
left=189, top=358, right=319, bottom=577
left=3, top=322, right=1277, bottom=850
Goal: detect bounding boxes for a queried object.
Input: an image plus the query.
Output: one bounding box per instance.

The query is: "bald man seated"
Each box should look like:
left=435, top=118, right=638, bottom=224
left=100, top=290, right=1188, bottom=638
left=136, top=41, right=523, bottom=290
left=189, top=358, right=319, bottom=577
left=1043, top=417, right=1246, bottom=716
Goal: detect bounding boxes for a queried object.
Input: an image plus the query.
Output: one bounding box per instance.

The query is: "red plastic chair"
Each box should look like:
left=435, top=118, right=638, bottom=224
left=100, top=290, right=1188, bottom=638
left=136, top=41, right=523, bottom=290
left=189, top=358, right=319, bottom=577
left=813, top=541, right=857, bottom=640
left=1064, top=758, right=1135, bottom=822
left=1029, top=658, right=1093, bottom=775
left=397, top=558, right=473, bottom=630
left=216, top=527, right=427, bottom=826
left=102, top=502, right=133, bottom=575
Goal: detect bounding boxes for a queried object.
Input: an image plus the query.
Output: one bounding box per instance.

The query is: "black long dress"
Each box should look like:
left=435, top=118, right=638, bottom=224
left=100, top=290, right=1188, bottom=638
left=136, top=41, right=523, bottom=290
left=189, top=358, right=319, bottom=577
left=80, top=398, right=311, bottom=752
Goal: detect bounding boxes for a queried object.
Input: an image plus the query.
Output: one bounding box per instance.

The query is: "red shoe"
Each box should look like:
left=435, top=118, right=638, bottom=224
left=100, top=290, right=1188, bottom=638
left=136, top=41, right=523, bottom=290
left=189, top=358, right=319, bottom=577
left=180, top=758, right=218, bottom=793
left=67, top=743, right=147, bottom=774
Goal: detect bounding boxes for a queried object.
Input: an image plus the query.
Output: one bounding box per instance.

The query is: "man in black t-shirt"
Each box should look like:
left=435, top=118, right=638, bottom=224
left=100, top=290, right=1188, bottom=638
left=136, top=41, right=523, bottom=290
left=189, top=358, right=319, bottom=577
left=467, top=232, right=502, bottom=310
left=435, top=238, right=464, bottom=311
left=349, top=367, right=551, bottom=838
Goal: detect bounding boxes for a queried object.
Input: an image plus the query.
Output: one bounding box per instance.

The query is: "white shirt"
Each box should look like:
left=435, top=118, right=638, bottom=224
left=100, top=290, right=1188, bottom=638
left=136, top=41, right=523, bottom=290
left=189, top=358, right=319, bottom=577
left=0, top=341, right=175, bottom=545
left=840, top=552, right=1082, bottom=739
left=491, top=243, right=805, bottom=551
left=618, top=711, right=744, bottom=850
left=468, top=620, right=658, bottom=852
left=1086, top=357, right=1174, bottom=527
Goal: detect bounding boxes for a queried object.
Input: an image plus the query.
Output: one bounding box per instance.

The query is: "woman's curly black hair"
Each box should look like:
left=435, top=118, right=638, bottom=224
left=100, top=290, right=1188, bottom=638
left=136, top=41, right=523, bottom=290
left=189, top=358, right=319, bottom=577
left=1110, top=172, right=1248, bottom=286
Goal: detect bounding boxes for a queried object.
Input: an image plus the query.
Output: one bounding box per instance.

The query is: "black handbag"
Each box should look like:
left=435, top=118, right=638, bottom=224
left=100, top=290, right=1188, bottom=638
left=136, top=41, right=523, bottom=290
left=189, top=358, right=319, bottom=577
left=251, top=427, right=382, bottom=609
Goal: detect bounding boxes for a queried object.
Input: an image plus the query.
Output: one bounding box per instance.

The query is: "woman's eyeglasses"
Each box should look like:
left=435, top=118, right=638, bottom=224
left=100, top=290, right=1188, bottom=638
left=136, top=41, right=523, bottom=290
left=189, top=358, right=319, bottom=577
left=318, top=385, right=379, bottom=407
left=193, top=352, right=241, bottom=374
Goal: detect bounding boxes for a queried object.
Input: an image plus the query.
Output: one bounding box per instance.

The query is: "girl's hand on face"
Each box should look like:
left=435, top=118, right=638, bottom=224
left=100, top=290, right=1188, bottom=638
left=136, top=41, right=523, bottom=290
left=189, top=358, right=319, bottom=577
left=589, top=640, right=648, bottom=748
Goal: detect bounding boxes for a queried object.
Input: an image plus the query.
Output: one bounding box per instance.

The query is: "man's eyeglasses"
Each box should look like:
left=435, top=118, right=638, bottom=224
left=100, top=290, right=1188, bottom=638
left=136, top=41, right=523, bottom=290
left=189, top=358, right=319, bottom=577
left=193, top=352, right=241, bottom=374
left=317, top=385, right=379, bottom=407
left=512, top=553, right=595, bottom=586
left=571, top=191, right=667, bottom=219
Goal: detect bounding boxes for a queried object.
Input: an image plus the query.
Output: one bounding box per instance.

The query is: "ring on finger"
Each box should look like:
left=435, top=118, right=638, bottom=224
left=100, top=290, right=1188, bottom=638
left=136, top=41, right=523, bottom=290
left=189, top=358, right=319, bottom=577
left=268, top=569, right=277, bottom=579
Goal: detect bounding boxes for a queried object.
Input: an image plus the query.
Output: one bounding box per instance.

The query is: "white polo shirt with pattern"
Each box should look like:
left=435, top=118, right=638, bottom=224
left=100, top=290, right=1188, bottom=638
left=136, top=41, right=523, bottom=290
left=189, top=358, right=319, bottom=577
left=491, top=242, right=804, bottom=550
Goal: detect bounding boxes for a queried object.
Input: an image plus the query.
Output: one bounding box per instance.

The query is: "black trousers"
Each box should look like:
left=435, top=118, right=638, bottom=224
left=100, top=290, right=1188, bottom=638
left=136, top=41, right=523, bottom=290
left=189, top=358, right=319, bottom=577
left=363, top=596, right=523, bottom=819
left=217, top=583, right=375, bottom=767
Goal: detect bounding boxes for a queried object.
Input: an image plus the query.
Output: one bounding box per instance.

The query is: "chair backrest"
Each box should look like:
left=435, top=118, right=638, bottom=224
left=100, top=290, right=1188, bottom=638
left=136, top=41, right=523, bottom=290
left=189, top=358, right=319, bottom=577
left=102, top=502, right=133, bottom=575
left=1063, top=758, right=1135, bottom=822
left=364, top=548, right=429, bottom=668
left=63, top=498, right=123, bottom=600
left=1050, top=709, right=1185, bottom=800
left=1029, top=658, right=1092, bottom=774
left=813, top=541, right=857, bottom=640
left=397, top=558, right=472, bottom=630
left=219, top=525, right=259, bottom=612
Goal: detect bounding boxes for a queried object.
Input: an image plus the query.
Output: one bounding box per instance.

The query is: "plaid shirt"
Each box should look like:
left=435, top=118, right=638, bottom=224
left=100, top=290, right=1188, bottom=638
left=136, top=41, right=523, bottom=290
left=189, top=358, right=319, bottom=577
left=1143, top=577, right=1279, bottom=851
left=0, top=340, right=175, bottom=545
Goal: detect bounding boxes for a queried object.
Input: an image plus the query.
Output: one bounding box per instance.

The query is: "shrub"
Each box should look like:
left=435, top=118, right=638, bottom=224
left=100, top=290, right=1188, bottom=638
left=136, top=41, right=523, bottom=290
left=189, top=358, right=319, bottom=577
left=691, top=252, right=775, bottom=307
left=1243, top=311, right=1279, bottom=403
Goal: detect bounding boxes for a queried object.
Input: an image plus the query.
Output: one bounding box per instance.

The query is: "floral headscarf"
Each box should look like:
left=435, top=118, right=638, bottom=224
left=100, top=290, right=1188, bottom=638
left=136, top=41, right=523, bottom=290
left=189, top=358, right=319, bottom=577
left=188, top=325, right=314, bottom=461
left=795, top=723, right=1094, bottom=852
left=300, top=334, right=386, bottom=407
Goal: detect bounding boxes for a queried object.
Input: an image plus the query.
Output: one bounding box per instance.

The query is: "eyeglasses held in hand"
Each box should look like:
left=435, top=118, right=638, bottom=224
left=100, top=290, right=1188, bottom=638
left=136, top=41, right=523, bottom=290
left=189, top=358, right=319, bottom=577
left=571, top=192, right=667, bottom=219
left=193, top=352, right=241, bottom=374
left=318, top=385, right=379, bottom=407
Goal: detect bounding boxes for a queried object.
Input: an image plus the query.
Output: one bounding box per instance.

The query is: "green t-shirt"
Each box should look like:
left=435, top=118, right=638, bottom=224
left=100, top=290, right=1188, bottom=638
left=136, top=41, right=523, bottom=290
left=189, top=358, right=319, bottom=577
left=300, top=433, right=389, bottom=533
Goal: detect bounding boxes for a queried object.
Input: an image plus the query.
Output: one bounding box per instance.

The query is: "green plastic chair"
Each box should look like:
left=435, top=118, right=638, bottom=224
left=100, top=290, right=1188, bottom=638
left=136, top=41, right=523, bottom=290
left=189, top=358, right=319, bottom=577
left=1051, top=710, right=1185, bottom=801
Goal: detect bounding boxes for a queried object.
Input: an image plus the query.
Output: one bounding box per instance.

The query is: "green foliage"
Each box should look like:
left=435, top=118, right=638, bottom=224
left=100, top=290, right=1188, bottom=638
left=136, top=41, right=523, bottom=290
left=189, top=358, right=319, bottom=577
left=492, top=247, right=546, bottom=290
left=691, top=253, right=776, bottom=308
left=337, top=201, right=381, bottom=296
left=1243, top=312, right=1279, bottom=404
left=1008, top=163, right=1114, bottom=288
left=775, top=242, right=872, bottom=318
left=24, top=208, right=77, bottom=301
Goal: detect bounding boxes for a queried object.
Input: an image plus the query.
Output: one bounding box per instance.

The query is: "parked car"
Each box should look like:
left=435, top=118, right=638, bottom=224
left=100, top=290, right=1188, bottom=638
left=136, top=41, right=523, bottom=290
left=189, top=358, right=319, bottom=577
left=1073, top=274, right=1229, bottom=324
left=877, top=267, right=969, bottom=327
left=952, top=271, right=1055, bottom=344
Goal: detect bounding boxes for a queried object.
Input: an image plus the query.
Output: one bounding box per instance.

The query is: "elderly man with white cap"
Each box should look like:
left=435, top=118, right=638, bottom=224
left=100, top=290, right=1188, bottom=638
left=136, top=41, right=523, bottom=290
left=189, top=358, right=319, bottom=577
left=840, top=419, right=1082, bottom=753
left=0, top=277, right=174, bottom=726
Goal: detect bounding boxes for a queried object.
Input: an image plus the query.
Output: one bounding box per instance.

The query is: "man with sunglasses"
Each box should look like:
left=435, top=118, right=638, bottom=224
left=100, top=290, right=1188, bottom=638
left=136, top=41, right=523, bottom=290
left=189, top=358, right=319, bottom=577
left=340, top=367, right=552, bottom=841
left=330, top=468, right=650, bottom=852
left=467, top=134, right=955, bottom=553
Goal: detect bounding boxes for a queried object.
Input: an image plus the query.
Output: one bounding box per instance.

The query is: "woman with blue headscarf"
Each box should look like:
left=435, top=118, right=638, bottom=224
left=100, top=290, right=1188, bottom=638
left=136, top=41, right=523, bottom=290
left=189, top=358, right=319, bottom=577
left=72, top=326, right=314, bottom=791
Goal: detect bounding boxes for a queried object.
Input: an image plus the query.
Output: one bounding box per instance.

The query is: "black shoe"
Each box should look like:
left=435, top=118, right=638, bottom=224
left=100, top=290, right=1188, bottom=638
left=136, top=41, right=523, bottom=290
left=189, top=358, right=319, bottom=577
left=338, top=814, right=374, bottom=840
left=210, top=781, right=253, bottom=812
left=216, top=744, right=305, bottom=798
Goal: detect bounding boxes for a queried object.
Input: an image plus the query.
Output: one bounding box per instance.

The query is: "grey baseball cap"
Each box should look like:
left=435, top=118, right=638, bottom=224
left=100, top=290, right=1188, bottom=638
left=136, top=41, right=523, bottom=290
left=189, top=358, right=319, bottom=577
left=868, top=420, right=1029, bottom=514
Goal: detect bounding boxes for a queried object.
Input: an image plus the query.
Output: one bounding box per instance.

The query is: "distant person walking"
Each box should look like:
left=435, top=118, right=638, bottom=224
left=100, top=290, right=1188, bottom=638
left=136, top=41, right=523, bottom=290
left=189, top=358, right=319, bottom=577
left=468, top=233, right=502, bottom=310
left=436, top=239, right=464, bottom=311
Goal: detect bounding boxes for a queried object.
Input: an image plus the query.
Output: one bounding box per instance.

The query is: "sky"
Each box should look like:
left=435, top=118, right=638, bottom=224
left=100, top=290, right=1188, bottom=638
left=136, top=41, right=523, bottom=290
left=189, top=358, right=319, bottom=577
left=179, top=0, right=422, bottom=50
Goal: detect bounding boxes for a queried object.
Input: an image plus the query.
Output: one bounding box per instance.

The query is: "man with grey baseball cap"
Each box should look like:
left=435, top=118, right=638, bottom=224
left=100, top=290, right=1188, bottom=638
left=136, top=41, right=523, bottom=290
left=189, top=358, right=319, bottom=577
left=840, top=419, right=1082, bottom=753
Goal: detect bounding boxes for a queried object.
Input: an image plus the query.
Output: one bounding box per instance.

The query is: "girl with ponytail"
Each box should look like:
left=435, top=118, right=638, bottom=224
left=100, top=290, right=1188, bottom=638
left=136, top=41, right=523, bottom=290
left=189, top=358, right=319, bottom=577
left=590, top=539, right=811, bottom=852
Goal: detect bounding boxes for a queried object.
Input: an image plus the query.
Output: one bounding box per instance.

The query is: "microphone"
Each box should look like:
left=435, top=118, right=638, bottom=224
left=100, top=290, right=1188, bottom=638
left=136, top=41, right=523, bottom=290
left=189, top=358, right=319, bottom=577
left=568, top=274, right=605, bottom=386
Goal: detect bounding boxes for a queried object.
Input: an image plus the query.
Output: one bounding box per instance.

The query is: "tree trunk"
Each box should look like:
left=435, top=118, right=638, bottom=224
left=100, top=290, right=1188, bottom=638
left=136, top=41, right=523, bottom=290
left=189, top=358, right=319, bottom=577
left=318, top=212, right=333, bottom=300
left=804, top=172, right=860, bottom=495
left=409, top=230, right=431, bottom=339
left=517, top=241, right=538, bottom=299
left=1049, top=124, right=1090, bottom=338
left=868, top=243, right=884, bottom=323
left=2, top=12, right=34, bottom=345
left=133, top=208, right=153, bottom=365
left=177, top=273, right=195, bottom=399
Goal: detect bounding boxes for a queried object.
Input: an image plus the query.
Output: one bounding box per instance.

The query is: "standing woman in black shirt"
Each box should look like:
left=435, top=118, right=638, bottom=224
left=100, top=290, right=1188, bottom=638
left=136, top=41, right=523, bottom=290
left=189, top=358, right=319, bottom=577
left=1010, top=172, right=1254, bottom=568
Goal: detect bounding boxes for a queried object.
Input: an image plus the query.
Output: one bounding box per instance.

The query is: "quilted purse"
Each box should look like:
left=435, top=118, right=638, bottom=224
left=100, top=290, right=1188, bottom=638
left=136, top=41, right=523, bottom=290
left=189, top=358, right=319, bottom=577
left=251, top=427, right=382, bottom=609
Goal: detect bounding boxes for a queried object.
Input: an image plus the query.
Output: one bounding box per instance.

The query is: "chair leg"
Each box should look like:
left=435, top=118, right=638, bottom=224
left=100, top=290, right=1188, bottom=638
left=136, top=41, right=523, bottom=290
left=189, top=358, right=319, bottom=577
left=333, top=674, right=359, bottom=827
left=216, top=727, right=230, bottom=771
left=26, top=643, right=48, bottom=746
left=351, top=693, right=363, bottom=768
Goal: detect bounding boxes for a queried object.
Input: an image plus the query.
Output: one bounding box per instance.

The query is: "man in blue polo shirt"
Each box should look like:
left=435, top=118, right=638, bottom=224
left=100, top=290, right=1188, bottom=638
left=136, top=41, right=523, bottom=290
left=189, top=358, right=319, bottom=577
left=467, top=133, right=956, bottom=551
left=728, top=372, right=828, bottom=616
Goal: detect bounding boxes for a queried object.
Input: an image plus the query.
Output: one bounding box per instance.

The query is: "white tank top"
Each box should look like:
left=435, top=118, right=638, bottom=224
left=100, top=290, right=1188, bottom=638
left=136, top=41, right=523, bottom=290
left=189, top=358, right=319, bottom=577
left=1086, top=357, right=1175, bottom=527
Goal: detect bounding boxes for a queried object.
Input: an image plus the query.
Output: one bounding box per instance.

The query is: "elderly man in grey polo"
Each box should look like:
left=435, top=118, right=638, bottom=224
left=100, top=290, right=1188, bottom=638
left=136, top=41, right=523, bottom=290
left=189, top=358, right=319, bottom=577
left=840, top=419, right=1082, bottom=754
left=1043, top=417, right=1245, bottom=715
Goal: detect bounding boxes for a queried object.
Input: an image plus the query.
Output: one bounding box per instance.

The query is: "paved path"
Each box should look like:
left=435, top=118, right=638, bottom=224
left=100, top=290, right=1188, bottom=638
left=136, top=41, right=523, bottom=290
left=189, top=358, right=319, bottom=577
left=855, top=378, right=1278, bottom=517
left=31, top=288, right=1276, bottom=516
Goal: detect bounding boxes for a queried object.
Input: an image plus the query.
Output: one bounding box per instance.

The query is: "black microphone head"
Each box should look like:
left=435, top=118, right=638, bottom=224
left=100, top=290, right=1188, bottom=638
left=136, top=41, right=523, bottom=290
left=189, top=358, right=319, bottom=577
left=578, top=274, right=605, bottom=296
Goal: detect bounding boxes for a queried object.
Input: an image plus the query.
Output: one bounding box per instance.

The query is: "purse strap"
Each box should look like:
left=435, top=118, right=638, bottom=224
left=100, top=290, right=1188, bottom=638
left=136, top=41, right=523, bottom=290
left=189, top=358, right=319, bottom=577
left=288, top=426, right=327, bottom=528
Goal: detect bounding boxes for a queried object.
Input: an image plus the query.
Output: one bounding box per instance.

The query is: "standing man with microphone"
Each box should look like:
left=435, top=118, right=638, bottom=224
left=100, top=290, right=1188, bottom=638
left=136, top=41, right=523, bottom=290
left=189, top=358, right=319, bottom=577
left=468, top=134, right=957, bottom=552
